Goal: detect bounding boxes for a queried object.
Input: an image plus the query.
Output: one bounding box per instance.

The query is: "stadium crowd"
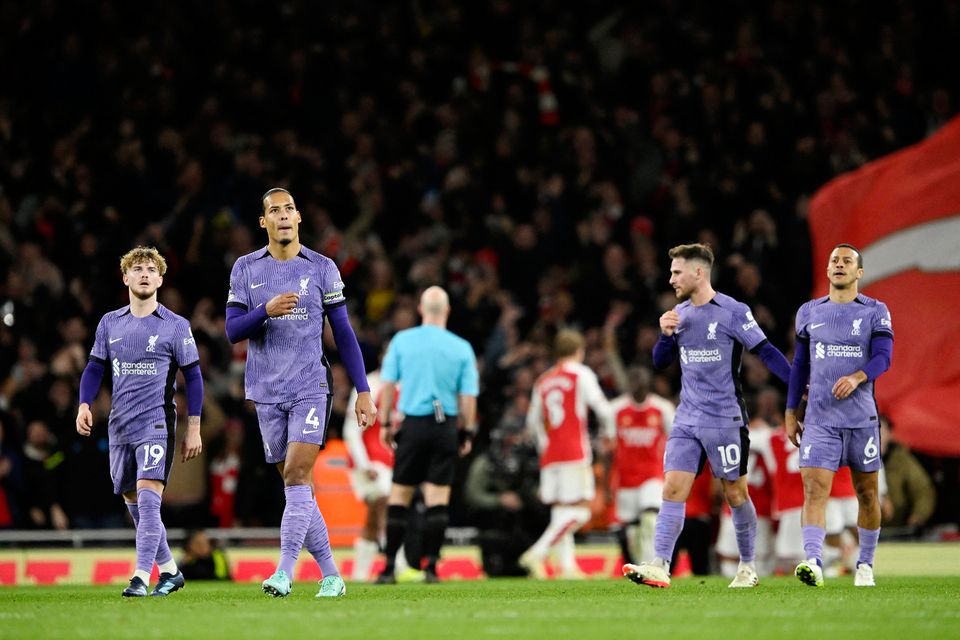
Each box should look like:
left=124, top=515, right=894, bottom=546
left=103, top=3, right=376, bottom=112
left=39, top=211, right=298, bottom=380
left=0, top=0, right=955, bottom=563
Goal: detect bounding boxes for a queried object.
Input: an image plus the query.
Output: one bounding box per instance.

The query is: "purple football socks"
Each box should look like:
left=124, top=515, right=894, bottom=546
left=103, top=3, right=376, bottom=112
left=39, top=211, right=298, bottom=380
left=277, top=485, right=315, bottom=576
left=731, top=499, right=758, bottom=563
left=653, top=499, right=686, bottom=564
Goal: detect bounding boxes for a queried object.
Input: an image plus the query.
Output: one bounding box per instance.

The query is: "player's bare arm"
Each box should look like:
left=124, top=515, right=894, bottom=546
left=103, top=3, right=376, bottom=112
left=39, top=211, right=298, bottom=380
left=659, top=309, right=680, bottom=336
left=354, top=391, right=377, bottom=430
left=181, top=416, right=202, bottom=462
left=76, top=403, right=93, bottom=436
left=265, top=292, right=299, bottom=317
left=785, top=409, right=803, bottom=447
left=832, top=370, right=867, bottom=400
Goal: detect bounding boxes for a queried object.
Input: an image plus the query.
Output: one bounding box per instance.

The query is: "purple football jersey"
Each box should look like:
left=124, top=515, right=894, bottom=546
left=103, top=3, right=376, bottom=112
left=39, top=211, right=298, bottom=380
left=673, top=292, right=769, bottom=427
left=796, top=294, right=893, bottom=429
left=226, top=246, right=346, bottom=403
left=89, top=304, right=200, bottom=444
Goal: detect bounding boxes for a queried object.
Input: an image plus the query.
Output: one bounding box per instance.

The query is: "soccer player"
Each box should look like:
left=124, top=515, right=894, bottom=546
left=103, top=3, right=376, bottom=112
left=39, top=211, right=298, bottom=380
left=623, top=243, right=790, bottom=589
left=343, top=367, right=396, bottom=581
left=609, top=366, right=674, bottom=565
left=225, top=188, right=376, bottom=598
left=76, top=246, right=203, bottom=597
left=375, top=286, right=479, bottom=584
left=520, top=329, right=614, bottom=579
left=787, top=244, right=893, bottom=588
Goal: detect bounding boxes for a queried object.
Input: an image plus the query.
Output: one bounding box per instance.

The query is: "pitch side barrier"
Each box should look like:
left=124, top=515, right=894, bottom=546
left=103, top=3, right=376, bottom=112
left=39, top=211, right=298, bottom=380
left=0, top=527, right=482, bottom=548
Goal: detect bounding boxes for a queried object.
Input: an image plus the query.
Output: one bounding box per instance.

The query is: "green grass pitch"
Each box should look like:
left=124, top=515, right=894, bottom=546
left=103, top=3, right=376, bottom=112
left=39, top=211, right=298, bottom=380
left=2, top=577, right=959, bottom=640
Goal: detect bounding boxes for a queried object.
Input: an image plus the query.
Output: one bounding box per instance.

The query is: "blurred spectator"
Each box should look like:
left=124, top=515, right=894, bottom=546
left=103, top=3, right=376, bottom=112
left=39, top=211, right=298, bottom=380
left=880, top=415, right=936, bottom=529
left=464, top=402, right=548, bottom=577
left=179, top=529, right=232, bottom=581
left=21, top=420, right=69, bottom=530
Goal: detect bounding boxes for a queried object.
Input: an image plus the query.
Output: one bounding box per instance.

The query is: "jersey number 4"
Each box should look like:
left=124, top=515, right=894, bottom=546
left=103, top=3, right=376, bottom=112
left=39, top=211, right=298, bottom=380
left=303, top=407, right=322, bottom=434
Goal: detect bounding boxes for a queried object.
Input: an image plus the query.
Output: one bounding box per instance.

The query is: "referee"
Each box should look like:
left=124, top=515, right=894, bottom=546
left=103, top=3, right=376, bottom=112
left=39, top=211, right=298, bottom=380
left=374, top=286, right=479, bottom=584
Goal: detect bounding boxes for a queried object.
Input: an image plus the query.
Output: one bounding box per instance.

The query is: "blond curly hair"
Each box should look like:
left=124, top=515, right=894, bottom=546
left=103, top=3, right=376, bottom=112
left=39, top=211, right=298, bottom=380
left=120, top=246, right=168, bottom=276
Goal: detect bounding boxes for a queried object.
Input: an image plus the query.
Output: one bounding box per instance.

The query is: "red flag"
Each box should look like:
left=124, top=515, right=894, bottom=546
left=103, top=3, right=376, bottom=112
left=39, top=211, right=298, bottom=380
left=809, top=116, right=960, bottom=456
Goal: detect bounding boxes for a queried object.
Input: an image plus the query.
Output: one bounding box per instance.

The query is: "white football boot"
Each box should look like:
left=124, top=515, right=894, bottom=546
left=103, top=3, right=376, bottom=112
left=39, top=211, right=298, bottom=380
left=728, top=563, right=759, bottom=588
left=622, top=558, right=671, bottom=589
left=795, top=559, right=825, bottom=587
left=853, top=563, right=875, bottom=587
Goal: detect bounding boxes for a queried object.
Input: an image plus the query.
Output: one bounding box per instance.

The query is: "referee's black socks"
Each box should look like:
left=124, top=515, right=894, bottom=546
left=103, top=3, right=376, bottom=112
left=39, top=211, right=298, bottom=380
left=383, top=504, right=409, bottom=574
left=423, top=505, right=449, bottom=574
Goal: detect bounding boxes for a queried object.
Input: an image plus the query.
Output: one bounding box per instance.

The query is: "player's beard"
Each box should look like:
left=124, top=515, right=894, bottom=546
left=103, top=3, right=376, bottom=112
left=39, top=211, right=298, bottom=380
left=131, top=287, right=157, bottom=301
left=675, top=286, right=691, bottom=302
left=278, top=237, right=293, bottom=246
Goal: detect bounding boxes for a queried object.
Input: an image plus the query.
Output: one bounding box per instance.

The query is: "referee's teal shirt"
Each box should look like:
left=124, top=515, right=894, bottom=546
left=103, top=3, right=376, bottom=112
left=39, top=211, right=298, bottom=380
left=381, top=325, right=479, bottom=417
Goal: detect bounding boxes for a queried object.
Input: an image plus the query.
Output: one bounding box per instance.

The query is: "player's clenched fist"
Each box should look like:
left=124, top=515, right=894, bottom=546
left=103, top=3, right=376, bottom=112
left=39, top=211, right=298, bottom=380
left=659, top=309, right=681, bottom=336
left=266, top=292, right=299, bottom=317
left=76, top=403, right=93, bottom=436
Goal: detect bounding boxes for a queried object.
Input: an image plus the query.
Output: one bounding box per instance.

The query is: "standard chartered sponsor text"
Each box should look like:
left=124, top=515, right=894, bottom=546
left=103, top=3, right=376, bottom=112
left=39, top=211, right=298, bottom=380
left=686, top=348, right=723, bottom=363
left=120, top=362, right=159, bottom=376
left=826, top=345, right=863, bottom=358
left=274, top=307, right=310, bottom=321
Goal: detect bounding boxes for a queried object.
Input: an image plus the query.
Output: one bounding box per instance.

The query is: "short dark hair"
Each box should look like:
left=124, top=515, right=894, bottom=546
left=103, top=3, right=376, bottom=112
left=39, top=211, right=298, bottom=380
left=261, top=187, right=293, bottom=213
left=668, top=243, right=714, bottom=268
left=833, top=243, right=863, bottom=268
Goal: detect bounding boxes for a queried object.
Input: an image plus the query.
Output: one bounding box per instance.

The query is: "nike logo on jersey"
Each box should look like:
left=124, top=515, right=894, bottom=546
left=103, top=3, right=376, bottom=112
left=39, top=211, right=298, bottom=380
left=303, top=428, right=320, bottom=435
left=251, top=282, right=266, bottom=289
left=863, top=456, right=879, bottom=465
left=142, top=465, right=161, bottom=472
left=675, top=328, right=685, bottom=334
left=722, top=465, right=738, bottom=473
left=109, top=338, right=123, bottom=344
left=810, top=323, right=826, bottom=329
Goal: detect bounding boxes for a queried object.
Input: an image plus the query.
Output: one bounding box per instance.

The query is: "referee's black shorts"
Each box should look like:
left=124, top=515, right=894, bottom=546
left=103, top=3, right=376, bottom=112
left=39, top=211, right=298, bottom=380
left=392, top=415, right=458, bottom=487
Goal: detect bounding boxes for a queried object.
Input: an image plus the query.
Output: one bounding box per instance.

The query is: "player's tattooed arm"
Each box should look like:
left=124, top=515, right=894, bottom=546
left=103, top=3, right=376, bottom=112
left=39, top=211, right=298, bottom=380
left=181, top=416, right=202, bottom=462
